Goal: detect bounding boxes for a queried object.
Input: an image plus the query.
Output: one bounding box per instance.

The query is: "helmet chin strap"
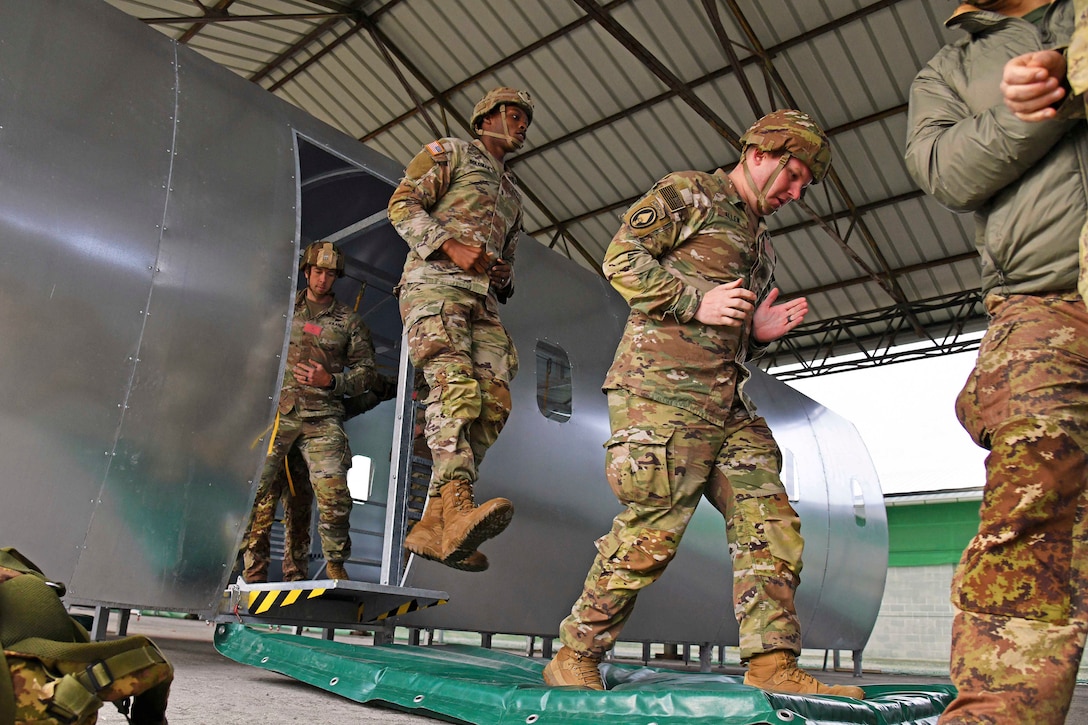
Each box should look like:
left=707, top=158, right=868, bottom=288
left=742, top=151, right=792, bottom=215
left=477, top=103, right=525, bottom=150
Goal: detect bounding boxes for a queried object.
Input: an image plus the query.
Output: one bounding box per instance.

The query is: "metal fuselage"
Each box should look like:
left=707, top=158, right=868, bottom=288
left=0, top=0, right=886, bottom=654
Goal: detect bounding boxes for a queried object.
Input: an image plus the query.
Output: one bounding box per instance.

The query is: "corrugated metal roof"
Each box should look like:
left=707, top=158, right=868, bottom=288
left=103, top=0, right=982, bottom=376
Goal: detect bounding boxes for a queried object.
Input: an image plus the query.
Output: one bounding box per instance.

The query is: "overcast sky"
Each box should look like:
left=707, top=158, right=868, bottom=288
left=787, top=350, right=987, bottom=496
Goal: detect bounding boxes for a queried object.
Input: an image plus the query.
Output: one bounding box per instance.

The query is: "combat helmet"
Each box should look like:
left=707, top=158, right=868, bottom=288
left=471, top=87, right=534, bottom=152
left=739, top=109, right=832, bottom=183
left=300, top=240, right=345, bottom=277
left=471, top=87, right=534, bottom=131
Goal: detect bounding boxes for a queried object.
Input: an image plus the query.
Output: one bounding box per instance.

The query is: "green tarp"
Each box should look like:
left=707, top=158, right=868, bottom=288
left=213, top=623, right=955, bottom=724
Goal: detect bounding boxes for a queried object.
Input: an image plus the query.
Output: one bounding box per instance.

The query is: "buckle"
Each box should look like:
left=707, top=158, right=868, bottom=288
left=84, top=660, right=113, bottom=691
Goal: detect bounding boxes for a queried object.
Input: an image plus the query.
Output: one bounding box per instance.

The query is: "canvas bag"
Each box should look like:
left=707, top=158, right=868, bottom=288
left=0, top=548, right=172, bottom=724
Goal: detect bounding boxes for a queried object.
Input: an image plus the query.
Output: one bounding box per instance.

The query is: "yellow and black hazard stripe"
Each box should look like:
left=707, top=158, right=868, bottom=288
left=370, top=597, right=449, bottom=622
left=246, top=587, right=327, bottom=615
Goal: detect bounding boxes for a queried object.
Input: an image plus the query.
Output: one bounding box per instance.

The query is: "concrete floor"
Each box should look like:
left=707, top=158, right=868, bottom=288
left=89, top=614, right=1088, bottom=724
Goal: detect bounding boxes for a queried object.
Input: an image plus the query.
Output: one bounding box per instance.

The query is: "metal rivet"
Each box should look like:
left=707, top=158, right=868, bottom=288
left=413, top=695, right=424, bottom=703
left=330, top=677, right=339, bottom=686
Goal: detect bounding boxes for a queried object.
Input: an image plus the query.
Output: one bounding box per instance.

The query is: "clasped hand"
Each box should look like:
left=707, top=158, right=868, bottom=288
left=694, top=280, right=807, bottom=343
left=440, top=239, right=511, bottom=287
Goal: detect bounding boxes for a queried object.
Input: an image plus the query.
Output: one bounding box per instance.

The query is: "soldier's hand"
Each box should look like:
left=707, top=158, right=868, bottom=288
left=441, top=238, right=493, bottom=274
left=1001, top=50, right=1067, bottom=122
left=295, top=359, right=332, bottom=388
left=752, top=288, right=807, bottom=343
left=694, top=278, right=756, bottom=327
left=489, top=258, right=512, bottom=288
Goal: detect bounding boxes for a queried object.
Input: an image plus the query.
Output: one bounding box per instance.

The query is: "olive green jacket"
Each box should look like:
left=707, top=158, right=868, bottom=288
left=905, top=0, right=1085, bottom=296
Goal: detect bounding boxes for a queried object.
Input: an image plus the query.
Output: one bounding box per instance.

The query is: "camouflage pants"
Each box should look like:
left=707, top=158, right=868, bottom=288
left=399, top=283, right=518, bottom=495
left=558, top=390, right=804, bottom=660
left=941, top=292, right=1088, bottom=725
left=251, top=412, right=353, bottom=563
left=1080, top=217, right=1088, bottom=311
left=242, top=447, right=314, bottom=582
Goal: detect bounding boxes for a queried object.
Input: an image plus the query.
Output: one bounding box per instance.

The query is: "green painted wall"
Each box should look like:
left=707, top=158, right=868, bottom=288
left=887, top=500, right=980, bottom=567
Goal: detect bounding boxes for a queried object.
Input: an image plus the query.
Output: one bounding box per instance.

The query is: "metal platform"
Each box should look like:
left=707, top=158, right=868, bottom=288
left=218, top=578, right=449, bottom=630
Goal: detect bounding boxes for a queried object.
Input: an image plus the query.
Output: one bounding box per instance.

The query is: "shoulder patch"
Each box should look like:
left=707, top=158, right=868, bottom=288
left=629, top=205, right=659, bottom=229
left=425, top=140, right=448, bottom=162
left=658, top=184, right=686, bottom=216
left=623, top=194, right=671, bottom=236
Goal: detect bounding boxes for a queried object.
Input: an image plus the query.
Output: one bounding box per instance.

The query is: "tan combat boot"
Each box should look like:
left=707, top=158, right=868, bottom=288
left=405, top=497, right=444, bottom=559
left=744, top=651, right=864, bottom=699
left=325, top=561, right=349, bottom=580
left=439, top=479, right=513, bottom=562
left=404, top=497, right=489, bottom=572
left=543, top=647, right=604, bottom=690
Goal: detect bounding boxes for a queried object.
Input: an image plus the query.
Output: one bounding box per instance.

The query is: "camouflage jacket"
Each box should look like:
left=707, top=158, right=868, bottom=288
left=388, top=137, right=521, bottom=299
left=278, top=289, right=377, bottom=420
left=602, top=169, right=774, bottom=426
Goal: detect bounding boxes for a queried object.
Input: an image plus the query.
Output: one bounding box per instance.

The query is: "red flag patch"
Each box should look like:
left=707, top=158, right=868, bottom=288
left=303, top=322, right=323, bottom=336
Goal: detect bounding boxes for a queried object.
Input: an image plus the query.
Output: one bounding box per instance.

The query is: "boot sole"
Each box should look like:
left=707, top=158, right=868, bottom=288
left=445, top=556, right=488, bottom=572
left=743, top=675, right=864, bottom=699
left=405, top=539, right=489, bottom=572
left=445, top=506, right=514, bottom=562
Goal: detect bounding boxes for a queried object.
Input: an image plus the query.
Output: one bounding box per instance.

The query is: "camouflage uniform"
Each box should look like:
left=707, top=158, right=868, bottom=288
left=557, top=168, right=806, bottom=661
left=388, top=136, right=521, bottom=497
left=942, top=291, right=1088, bottom=724
left=242, top=447, right=313, bottom=582
left=907, top=4, right=1088, bottom=722
left=245, top=288, right=376, bottom=568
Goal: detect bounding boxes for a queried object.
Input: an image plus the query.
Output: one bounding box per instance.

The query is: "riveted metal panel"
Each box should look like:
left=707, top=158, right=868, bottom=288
left=0, top=0, right=178, bottom=585
left=67, top=34, right=300, bottom=610
left=0, top=0, right=296, bottom=611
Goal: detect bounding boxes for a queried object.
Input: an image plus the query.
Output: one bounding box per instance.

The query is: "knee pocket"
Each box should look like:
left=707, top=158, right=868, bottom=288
left=733, top=496, right=803, bottom=577
left=595, top=528, right=677, bottom=584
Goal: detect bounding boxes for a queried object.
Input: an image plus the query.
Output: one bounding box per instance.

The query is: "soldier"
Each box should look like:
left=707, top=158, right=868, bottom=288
left=387, top=87, right=534, bottom=572
left=241, top=448, right=313, bottom=583
left=906, top=2, right=1088, bottom=722
left=242, top=241, right=378, bottom=581
left=542, top=111, right=863, bottom=700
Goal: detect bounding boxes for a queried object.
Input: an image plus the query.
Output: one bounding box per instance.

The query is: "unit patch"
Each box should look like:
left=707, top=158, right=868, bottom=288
left=629, top=206, right=659, bottom=229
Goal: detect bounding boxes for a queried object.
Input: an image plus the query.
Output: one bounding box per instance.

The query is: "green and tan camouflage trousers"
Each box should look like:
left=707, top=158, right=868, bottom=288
left=242, top=447, right=314, bottom=582
left=941, top=291, right=1088, bottom=725
left=399, top=283, right=518, bottom=495
left=250, top=412, right=353, bottom=564
left=558, top=390, right=804, bottom=660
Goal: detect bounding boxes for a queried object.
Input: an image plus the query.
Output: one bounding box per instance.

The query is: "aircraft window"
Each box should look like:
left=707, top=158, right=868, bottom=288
left=535, top=340, right=572, bottom=423
left=781, top=449, right=800, bottom=502
left=852, top=477, right=866, bottom=526
left=347, top=454, right=374, bottom=502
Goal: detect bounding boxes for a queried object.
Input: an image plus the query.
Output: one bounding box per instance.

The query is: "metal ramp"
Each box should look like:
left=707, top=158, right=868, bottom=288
left=218, top=578, right=448, bottom=630
left=213, top=622, right=956, bottom=725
